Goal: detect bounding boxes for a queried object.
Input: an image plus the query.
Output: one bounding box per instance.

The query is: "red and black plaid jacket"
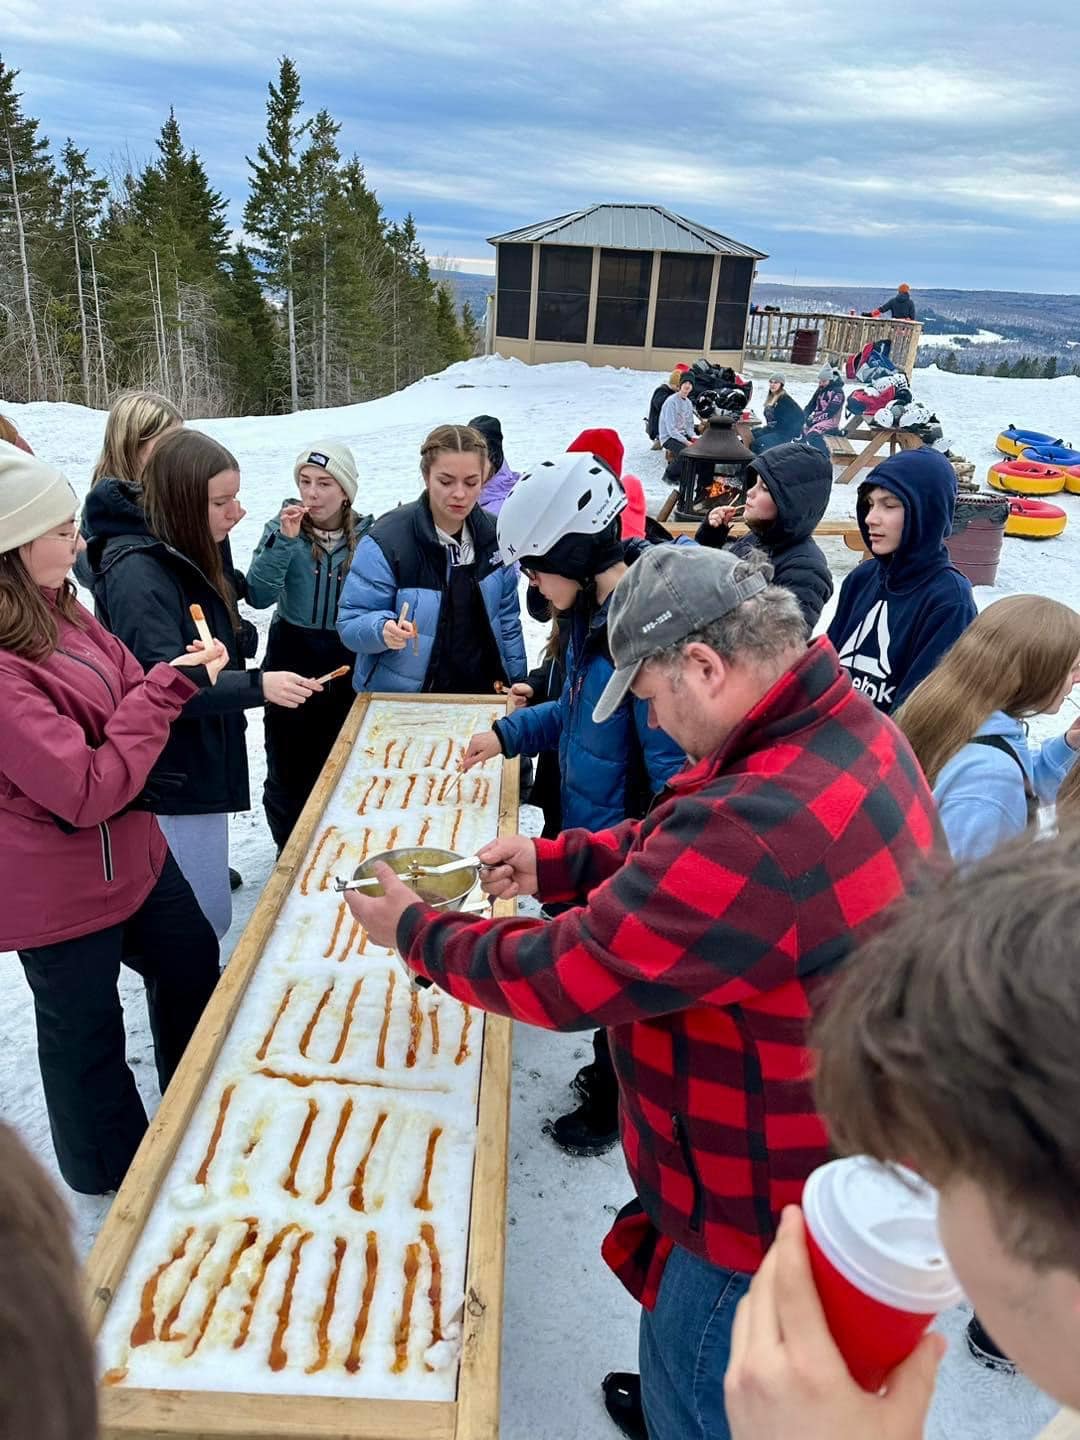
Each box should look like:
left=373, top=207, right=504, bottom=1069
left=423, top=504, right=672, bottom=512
left=400, top=639, right=940, bottom=1303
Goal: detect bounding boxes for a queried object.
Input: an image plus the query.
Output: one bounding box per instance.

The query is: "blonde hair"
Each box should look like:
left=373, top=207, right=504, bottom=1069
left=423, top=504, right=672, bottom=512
left=92, top=391, right=183, bottom=487
left=419, top=424, right=488, bottom=479
left=896, top=596, right=1080, bottom=804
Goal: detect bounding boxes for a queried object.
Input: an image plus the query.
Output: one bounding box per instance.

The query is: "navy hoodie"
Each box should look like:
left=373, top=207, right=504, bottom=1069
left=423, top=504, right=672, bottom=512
left=826, top=448, right=975, bottom=713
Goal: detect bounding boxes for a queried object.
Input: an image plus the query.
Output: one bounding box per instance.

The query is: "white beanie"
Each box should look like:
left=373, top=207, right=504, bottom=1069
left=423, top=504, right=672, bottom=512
left=0, top=442, right=78, bottom=554
left=294, top=441, right=358, bottom=503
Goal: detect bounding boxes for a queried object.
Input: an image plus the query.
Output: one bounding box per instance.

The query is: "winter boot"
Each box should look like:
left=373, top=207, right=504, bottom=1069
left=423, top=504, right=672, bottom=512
left=229, top=868, right=243, bottom=891
left=602, top=1372, right=647, bottom=1440
left=965, top=1315, right=1016, bottom=1375
left=552, top=1030, right=618, bottom=1153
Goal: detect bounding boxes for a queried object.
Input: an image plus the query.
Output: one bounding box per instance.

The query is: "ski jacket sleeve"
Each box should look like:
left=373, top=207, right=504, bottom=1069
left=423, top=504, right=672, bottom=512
left=494, top=699, right=562, bottom=760
left=772, top=548, right=834, bottom=632
left=245, top=519, right=301, bottom=609
left=397, top=797, right=797, bottom=1029
left=337, top=536, right=400, bottom=655
left=0, top=658, right=197, bottom=828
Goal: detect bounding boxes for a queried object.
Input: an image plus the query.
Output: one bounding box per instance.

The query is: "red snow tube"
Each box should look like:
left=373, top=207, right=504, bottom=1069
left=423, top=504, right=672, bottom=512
left=987, top=459, right=1065, bottom=495
left=1005, top=498, right=1068, bottom=539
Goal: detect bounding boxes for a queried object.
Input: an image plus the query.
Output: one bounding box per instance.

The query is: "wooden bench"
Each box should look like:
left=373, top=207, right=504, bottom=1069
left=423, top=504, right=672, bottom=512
left=824, top=434, right=858, bottom=460
left=664, top=517, right=863, bottom=546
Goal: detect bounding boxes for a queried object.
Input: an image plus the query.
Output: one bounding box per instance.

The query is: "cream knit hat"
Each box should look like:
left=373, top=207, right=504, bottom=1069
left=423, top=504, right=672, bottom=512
left=294, top=441, right=358, bottom=503
left=0, top=441, right=78, bottom=554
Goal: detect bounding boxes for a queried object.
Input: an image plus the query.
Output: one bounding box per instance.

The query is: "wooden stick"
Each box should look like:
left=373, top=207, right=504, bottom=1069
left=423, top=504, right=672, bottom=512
left=189, top=603, right=214, bottom=649
left=313, top=665, right=350, bottom=685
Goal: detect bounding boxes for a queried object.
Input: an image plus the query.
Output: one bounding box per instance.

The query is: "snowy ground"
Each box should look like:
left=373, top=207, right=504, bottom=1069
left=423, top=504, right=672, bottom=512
left=2, top=354, right=1074, bottom=1438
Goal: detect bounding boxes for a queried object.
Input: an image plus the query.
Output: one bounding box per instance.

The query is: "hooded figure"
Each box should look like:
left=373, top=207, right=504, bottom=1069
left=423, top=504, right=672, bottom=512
left=879, top=285, right=917, bottom=320
left=695, top=441, right=834, bottom=629
left=470, top=414, right=521, bottom=516
left=827, top=447, right=975, bottom=713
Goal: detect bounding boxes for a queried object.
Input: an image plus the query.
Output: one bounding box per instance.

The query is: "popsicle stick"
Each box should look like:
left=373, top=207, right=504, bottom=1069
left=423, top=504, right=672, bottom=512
left=314, top=665, right=350, bottom=685
left=189, top=603, right=214, bottom=648
left=398, top=602, right=410, bottom=627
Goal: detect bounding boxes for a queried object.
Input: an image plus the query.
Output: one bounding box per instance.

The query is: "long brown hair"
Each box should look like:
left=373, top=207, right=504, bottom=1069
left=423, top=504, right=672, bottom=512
left=92, top=390, right=182, bottom=487
left=419, top=423, right=488, bottom=479
left=0, top=551, right=83, bottom=660
left=141, top=429, right=240, bottom=626
left=0, top=415, right=29, bottom=451
left=896, top=596, right=1080, bottom=801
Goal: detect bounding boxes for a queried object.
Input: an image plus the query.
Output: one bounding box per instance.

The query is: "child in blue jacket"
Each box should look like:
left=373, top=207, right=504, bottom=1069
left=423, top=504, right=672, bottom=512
left=246, top=441, right=373, bottom=851
left=827, top=447, right=976, bottom=713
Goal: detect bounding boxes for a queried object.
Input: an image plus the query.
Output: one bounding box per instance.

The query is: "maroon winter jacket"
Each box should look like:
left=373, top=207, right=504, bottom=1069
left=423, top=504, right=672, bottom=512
left=0, top=597, right=199, bottom=950
left=399, top=639, right=940, bottom=1301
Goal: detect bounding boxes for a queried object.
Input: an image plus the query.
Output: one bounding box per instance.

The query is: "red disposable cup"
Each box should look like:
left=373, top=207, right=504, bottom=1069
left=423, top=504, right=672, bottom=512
left=802, top=1157, right=964, bottom=1392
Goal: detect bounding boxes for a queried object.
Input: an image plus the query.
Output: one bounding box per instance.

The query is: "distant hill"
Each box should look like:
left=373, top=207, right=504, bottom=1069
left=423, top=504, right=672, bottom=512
left=432, top=268, right=493, bottom=318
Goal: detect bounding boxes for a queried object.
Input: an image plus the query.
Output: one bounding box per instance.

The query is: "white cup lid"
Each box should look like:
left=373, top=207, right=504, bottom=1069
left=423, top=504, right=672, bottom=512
left=803, top=1157, right=965, bottom=1313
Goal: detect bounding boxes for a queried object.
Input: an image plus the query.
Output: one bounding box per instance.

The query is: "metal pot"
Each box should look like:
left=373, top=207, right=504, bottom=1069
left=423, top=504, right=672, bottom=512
left=350, top=847, right=479, bottom=910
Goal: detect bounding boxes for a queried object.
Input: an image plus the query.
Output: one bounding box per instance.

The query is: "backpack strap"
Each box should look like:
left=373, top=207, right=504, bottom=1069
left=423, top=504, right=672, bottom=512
left=968, top=734, right=1039, bottom=825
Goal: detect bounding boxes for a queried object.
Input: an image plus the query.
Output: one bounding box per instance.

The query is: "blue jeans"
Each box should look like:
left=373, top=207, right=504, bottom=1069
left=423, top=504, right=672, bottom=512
left=639, top=1245, right=751, bottom=1440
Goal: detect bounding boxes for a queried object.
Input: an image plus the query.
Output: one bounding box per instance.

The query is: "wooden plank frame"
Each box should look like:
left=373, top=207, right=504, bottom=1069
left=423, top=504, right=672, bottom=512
left=84, top=692, right=519, bottom=1440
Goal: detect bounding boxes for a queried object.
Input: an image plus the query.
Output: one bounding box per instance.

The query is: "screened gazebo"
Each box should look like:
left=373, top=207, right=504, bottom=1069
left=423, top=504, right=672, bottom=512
left=488, top=204, right=766, bottom=372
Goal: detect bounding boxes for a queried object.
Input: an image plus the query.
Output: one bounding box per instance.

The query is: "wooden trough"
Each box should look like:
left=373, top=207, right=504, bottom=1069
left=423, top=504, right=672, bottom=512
left=84, top=693, right=519, bottom=1440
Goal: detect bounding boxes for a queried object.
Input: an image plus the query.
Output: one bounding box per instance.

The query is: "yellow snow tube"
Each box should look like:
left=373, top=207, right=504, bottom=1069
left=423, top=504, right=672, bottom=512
left=987, top=460, right=1065, bottom=495
left=1064, top=468, right=1080, bottom=495
left=996, top=427, right=1058, bottom=457
left=1004, top=499, right=1067, bottom=539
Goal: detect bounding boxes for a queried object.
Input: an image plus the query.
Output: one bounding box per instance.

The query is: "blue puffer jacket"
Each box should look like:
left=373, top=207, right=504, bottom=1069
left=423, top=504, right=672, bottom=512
left=337, top=494, right=526, bottom=692
left=493, top=580, right=687, bottom=830
left=246, top=499, right=374, bottom=630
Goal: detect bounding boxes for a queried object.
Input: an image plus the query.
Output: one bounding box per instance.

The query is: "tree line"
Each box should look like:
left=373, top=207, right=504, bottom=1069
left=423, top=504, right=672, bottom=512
left=0, top=55, right=481, bottom=416
left=924, top=349, right=1079, bottom=379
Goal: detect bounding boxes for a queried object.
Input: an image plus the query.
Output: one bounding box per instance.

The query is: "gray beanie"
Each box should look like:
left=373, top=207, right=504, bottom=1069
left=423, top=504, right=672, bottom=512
left=0, top=442, right=78, bottom=554
left=294, top=441, right=358, bottom=503
left=818, top=364, right=834, bottom=382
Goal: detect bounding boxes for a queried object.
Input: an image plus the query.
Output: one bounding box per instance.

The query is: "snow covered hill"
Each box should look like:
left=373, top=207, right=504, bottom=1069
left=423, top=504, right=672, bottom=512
left=2, top=355, right=1073, bottom=1440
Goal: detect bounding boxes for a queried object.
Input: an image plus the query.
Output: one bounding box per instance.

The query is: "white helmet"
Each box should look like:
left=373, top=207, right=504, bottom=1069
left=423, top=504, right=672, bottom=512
left=497, top=452, right=627, bottom=567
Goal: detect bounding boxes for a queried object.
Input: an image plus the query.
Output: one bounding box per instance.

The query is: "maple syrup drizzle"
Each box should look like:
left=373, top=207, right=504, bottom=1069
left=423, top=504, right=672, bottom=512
left=455, top=1006, right=472, bottom=1066
left=195, top=1084, right=235, bottom=1186
left=102, top=1368, right=128, bottom=1386
left=339, top=916, right=360, bottom=962
left=186, top=1220, right=258, bottom=1356
left=256, top=986, right=294, bottom=1062
left=386, top=824, right=400, bottom=854
left=359, top=825, right=373, bottom=861
left=357, top=776, right=379, bottom=815
left=301, top=826, right=335, bottom=896
left=320, top=840, right=346, bottom=891
left=392, top=1241, right=422, bottom=1374
left=429, top=1006, right=441, bottom=1056
left=403, top=775, right=418, bottom=809
left=414, top=1126, right=443, bottom=1211
left=316, top=1098, right=353, bottom=1204
left=357, top=930, right=370, bottom=956
left=284, top=1100, right=318, bottom=1197
left=424, top=776, right=436, bottom=805
left=349, top=1111, right=387, bottom=1212
left=324, top=903, right=346, bottom=959
left=130, top=1227, right=194, bottom=1346
left=374, top=777, right=392, bottom=811
left=424, top=740, right=438, bottom=767
left=344, top=1231, right=379, bottom=1373
left=243, top=1120, right=264, bottom=1160
left=268, top=1230, right=312, bottom=1372
left=417, top=817, right=432, bottom=847
left=330, top=979, right=364, bottom=1064
left=397, top=740, right=411, bottom=770
left=160, top=1229, right=217, bottom=1341
left=305, top=1236, right=347, bottom=1374
left=421, top=1222, right=444, bottom=1360
left=406, top=988, right=423, bottom=1068
left=233, top=1224, right=299, bottom=1350
left=300, top=982, right=335, bottom=1057
left=450, top=808, right=463, bottom=852
left=383, top=739, right=396, bottom=768
left=257, top=1065, right=442, bottom=1093
left=442, top=737, right=455, bottom=768
left=376, top=969, right=396, bottom=1068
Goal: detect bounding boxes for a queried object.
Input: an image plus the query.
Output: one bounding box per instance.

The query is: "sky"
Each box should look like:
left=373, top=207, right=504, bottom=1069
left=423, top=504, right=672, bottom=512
left=4, top=0, right=1080, bottom=294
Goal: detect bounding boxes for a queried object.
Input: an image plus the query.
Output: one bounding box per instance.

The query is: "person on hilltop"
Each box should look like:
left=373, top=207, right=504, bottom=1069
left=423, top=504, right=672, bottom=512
left=337, top=423, right=526, bottom=695
left=469, top=414, right=522, bottom=516
left=462, top=454, right=687, bottom=1158
left=646, top=364, right=690, bottom=447
left=800, top=365, right=846, bottom=455
left=87, top=429, right=322, bottom=939
left=696, top=441, right=834, bottom=630
left=0, top=443, right=224, bottom=1196
left=343, top=543, right=939, bottom=1440
left=751, top=376, right=804, bottom=454
left=245, top=442, right=375, bottom=853
left=724, top=831, right=1080, bottom=1440
left=827, top=447, right=976, bottom=714
left=659, top=374, right=699, bottom=483
left=878, top=283, right=917, bottom=320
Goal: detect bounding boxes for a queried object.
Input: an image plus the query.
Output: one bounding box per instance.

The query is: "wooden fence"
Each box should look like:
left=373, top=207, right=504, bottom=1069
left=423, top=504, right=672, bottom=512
left=745, top=311, right=922, bottom=377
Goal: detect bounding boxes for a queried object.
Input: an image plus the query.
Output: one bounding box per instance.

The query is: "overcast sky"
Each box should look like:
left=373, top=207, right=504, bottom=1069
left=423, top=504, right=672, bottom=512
left=6, top=0, right=1079, bottom=293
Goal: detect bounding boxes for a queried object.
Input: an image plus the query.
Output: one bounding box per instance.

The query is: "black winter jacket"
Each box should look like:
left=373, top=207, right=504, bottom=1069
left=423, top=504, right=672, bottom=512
left=879, top=292, right=916, bottom=320
left=85, top=479, right=263, bottom=815
left=646, top=383, right=675, bottom=441
left=756, top=391, right=804, bottom=443
left=696, top=441, right=835, bottom=629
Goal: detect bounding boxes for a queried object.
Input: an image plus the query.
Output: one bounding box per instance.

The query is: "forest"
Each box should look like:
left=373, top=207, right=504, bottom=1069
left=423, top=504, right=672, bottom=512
left=0, top=55, right=480, bottom=416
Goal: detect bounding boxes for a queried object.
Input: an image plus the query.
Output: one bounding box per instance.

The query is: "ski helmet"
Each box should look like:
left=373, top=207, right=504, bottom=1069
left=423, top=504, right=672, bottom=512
left=497, top=452, right=627, bottom=581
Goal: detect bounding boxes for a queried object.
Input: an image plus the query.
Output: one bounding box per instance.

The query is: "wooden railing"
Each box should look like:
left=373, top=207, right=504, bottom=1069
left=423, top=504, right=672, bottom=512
left=744, top=310, right=923, bottom=377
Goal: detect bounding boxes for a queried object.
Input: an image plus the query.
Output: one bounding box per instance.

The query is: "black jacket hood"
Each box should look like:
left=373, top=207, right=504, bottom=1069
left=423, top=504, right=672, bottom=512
left=748, top=442, right=833, bottom=547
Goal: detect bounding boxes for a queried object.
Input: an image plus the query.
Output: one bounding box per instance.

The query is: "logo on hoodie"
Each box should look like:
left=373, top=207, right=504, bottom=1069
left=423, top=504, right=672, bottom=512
left=836, top=599, right=895, bottom=707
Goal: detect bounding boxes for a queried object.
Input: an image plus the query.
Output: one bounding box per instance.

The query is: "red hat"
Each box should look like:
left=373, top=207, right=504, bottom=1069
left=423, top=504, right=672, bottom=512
left=619, top=473, right=647, bottom=539
left=567, top=427, right=625, bottom=480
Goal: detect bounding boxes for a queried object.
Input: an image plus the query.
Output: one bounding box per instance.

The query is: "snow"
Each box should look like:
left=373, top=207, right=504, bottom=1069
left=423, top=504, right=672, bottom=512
left=2, top=352, right=1075, bottom=1438
left=918, top=329, right=1004, bottom=347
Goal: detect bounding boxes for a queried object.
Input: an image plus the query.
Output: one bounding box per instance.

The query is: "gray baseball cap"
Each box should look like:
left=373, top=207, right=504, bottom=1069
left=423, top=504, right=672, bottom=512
left=593, top=544, right=769, bottom=723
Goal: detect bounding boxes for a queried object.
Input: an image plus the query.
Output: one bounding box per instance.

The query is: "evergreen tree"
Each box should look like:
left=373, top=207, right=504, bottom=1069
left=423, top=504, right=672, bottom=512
left=1043, top=355, right=1058, bottom=380
left=222, top=244, right=281, bottom=413
left=994, top=360, right=1012, bottom=378
left=58, top=139, right=107, bottom=403
left=245, top=56, right=307, bottom=411
left=940, top=350, right=959, bottom=372
left=974, top=360, right=987, bottom=376
left=461, top=298, right=482, bottom=357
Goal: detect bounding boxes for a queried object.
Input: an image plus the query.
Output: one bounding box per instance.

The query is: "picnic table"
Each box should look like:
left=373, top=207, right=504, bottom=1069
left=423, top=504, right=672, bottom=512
left=826, top=424, right=924, bottom=484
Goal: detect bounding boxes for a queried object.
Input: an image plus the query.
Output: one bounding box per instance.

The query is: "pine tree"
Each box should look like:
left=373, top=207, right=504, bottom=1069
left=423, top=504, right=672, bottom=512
left=461, top=299, right=482, bottom=357
left=1043, top=355, right=1058, bottom=380
left=297, top=108, right=342, bottom=409
left=245, top=56, right=307, bottom=411
left=222, top=244, right=281, bottom=413
left=940, top=350, right=959, bottom=373
left=58, top=139, right=107, bottom=403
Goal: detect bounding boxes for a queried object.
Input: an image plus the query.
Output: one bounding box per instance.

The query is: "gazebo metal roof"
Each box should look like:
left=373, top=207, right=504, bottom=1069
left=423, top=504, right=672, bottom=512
left=488, top=204, right=766, bottom=259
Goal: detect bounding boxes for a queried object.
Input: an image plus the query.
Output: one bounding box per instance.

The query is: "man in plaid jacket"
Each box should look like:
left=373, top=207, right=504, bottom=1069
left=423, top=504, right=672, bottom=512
left=349, top=545, right=940, bottom=1440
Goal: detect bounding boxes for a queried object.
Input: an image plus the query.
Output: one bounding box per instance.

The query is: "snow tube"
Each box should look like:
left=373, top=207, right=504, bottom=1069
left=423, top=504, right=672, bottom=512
left=1004, top=498, right=1068, bottom=539
left=1062, top=466, right=1080, bottom=495
left=987, top=459, right=1065, bottom=495
left=996, top=426, right=1059, bottom=457
left=1021, top=443, right=1080, bottom=467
